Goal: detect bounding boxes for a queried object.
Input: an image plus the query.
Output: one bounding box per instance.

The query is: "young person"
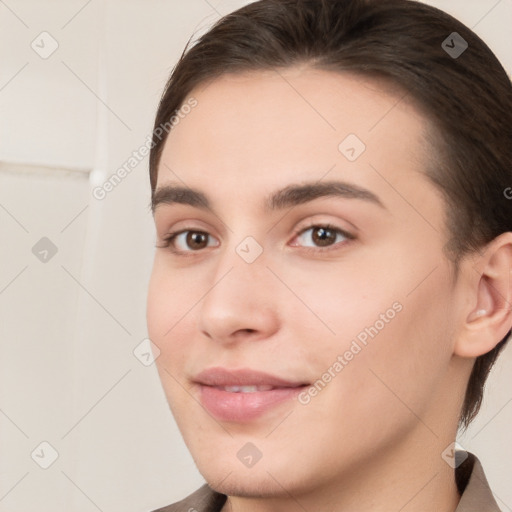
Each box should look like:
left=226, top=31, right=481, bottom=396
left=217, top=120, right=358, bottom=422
left=146, top=0, right=512, bottom=510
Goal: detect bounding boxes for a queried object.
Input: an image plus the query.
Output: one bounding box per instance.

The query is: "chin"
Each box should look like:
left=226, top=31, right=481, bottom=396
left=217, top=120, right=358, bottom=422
left=194, top=452, right=317, bottom=500
left=207, top=473, right=292, bottom=499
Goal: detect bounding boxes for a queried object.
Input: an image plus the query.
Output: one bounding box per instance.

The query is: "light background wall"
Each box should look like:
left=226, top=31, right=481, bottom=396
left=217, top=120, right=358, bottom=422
left=0, top=1, right=511, bottom=511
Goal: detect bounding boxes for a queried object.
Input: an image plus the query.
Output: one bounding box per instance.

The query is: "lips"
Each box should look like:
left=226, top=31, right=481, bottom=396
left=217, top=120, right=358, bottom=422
left=194, top=367, right=308, bottom=388
left=194, top=367, right=309, bottom=422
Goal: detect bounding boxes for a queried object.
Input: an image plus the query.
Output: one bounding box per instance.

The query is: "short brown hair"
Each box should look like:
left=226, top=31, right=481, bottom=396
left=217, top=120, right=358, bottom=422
left=149, top=0, right=512, bottom=429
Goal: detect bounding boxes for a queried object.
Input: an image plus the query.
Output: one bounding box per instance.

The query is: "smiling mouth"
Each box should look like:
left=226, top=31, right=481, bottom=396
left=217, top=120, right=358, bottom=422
left=197, top=383, right=309, bottom=422
left=193, top=367, right=310, bottom=422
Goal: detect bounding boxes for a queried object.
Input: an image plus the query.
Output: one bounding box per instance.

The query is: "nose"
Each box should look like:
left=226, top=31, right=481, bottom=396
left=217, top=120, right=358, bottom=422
left=197, top=244, right=281, bottom=345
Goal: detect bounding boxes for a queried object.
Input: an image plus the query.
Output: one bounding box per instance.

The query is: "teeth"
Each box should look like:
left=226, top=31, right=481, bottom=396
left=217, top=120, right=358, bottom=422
left=221, top=385, right=274, bottom=393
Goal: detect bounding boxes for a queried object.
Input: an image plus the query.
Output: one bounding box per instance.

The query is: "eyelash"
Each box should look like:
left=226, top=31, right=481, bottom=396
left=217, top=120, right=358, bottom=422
left=156, top=222, right=355, bottom=258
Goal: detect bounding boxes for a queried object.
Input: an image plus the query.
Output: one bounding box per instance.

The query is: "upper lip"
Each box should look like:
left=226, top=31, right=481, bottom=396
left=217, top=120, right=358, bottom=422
left=194, top=367, right=308, bottom=388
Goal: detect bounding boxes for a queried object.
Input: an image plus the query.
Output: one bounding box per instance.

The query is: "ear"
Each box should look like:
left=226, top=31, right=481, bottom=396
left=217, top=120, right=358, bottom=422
left=454, top=232, right=512, bottom=358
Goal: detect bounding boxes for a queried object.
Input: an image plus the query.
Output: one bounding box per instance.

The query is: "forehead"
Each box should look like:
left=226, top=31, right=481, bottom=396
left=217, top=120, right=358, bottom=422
left=155, top=67, right=437, bottom=220
left=159, top=67, right=427, bottom=161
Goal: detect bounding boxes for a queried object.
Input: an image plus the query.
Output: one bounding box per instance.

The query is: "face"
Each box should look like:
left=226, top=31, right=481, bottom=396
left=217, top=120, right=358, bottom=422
left=147, top=67, right=468, bottom=498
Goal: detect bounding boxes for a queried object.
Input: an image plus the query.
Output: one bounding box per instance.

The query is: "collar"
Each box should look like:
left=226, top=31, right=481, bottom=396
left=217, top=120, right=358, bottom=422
left=454, top=452, right=501, bottom=511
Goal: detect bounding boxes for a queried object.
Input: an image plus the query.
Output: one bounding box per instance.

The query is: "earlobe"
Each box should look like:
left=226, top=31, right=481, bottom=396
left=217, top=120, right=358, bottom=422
left=454, top=233, right=512, bottom=358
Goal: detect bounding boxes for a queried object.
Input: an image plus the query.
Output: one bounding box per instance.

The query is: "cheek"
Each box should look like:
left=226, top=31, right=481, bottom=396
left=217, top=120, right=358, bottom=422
left=147, top=258, right=197, bottom=341
left=146, top=266, right=168, bottom=344
left=147, top=267, right=190, bottom=416
left=292, top=278, right=455, bottom=478
left=298, top=249, right=456, bottom=419
left=147, top=261, right=192, bottom=381
left=277, top=255, right=402, bottom=354
left=334, top=266, right=455, bottom=418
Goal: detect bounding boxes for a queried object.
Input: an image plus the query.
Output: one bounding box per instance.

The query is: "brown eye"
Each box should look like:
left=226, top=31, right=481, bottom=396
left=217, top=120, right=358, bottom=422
left=158, top=229, right=219, bottom=254
left=185, top=231, right=209, bottom=250
left=294, top=224, right=352, bottom=250
left=311, top=226, right=338, bottom=246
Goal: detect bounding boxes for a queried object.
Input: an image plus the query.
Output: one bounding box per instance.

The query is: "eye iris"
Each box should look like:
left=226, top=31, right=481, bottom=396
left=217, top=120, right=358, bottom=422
left=187, top=231, right=208, bottom=249
left=312, top=227, right=336, bottom=247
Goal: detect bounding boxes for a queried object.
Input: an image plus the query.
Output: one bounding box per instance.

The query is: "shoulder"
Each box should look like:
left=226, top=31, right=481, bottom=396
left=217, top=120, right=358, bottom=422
left=150, top=483, right=227, bottom=512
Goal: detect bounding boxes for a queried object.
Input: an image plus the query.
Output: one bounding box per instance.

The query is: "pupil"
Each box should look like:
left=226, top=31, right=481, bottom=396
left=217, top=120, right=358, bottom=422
left=188, top=232, right=207, bottom=249
left=314, top=227, right=335, bottom=247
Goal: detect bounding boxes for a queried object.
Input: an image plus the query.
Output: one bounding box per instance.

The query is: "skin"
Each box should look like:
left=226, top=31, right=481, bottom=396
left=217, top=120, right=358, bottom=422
left=146, top=67, right=512, bottom=512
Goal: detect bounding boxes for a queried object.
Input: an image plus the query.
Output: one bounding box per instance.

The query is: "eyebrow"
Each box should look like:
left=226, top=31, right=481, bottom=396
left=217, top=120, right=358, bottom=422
left=151, top=180, right=385, bottom=215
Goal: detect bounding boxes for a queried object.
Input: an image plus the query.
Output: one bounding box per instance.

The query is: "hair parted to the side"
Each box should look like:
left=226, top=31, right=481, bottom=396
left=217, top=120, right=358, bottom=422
left=149, top=0, right=512, bottom=430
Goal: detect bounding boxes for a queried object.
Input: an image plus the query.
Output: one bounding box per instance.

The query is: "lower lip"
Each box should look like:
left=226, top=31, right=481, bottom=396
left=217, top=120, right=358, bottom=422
left=198, top=385, right=307, bottom=422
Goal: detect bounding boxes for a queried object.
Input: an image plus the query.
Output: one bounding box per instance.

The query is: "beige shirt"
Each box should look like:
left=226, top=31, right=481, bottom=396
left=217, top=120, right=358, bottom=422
left=152, top=452, right=502, bottom=512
